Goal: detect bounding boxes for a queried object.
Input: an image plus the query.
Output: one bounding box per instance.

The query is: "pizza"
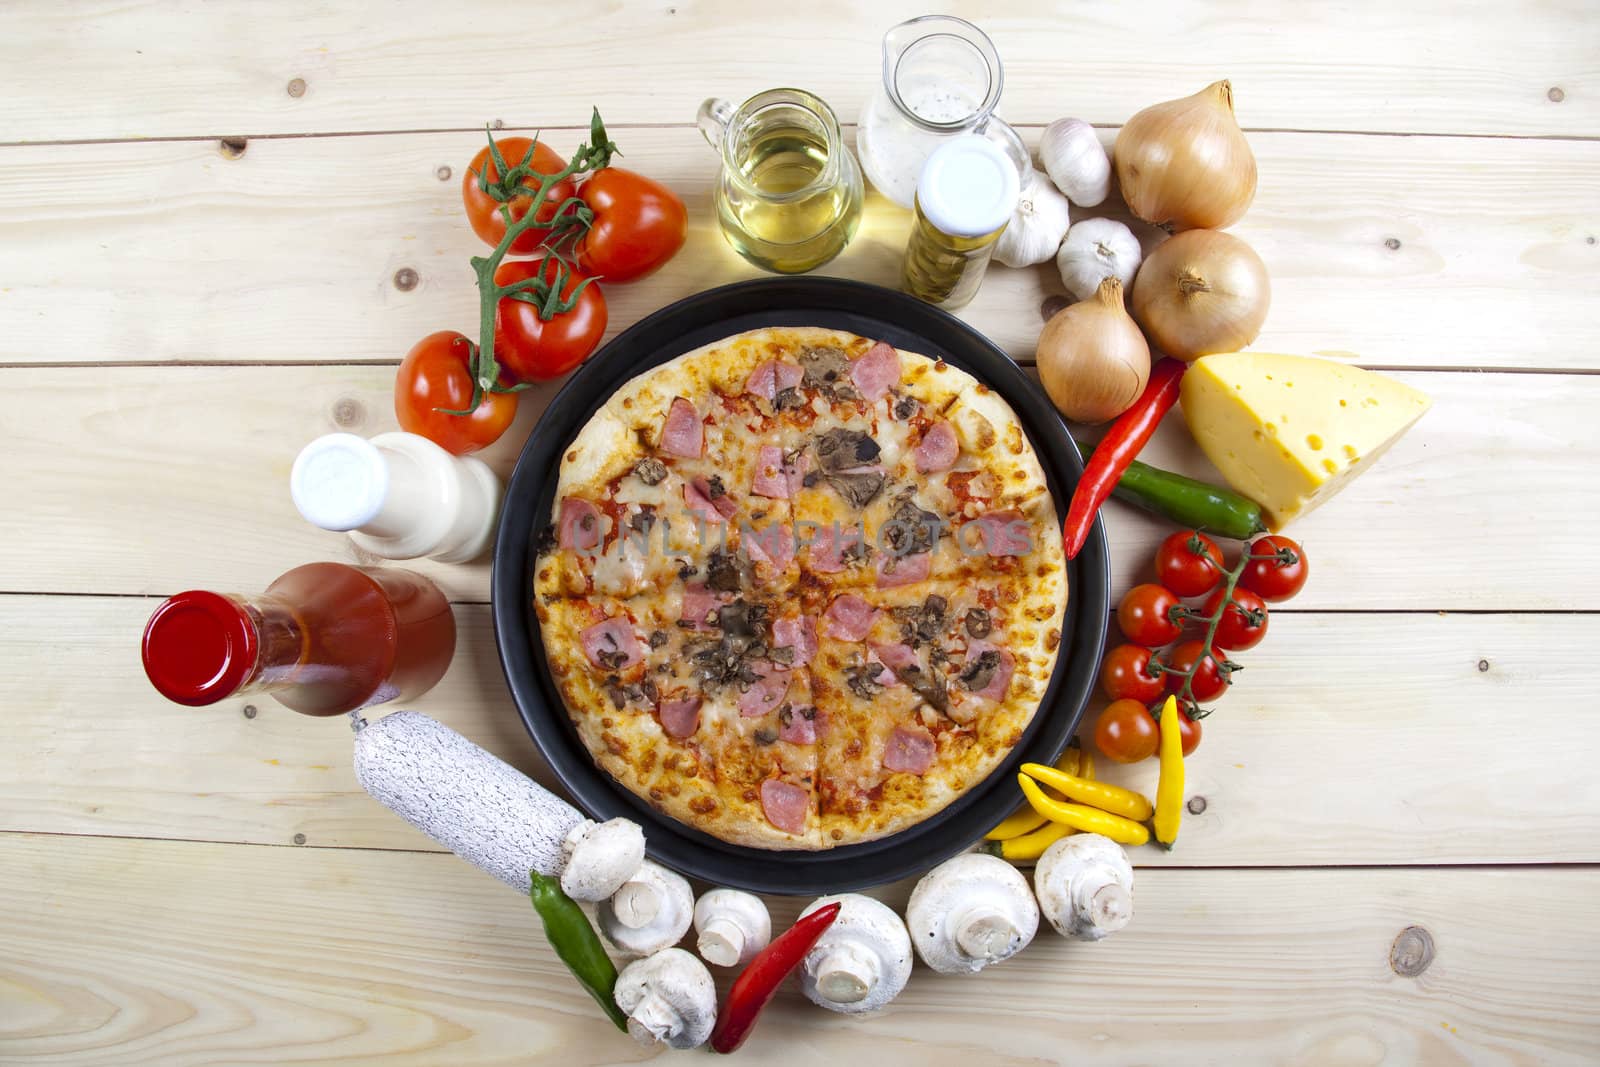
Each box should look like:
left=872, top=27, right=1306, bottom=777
left=534, top=326, right=1068, bottom=850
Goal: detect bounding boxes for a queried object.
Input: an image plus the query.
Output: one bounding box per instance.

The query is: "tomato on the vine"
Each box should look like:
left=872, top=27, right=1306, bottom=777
left=1100, top=643, right=1166, bottom=704
left=1238, top=535, right=1309, bottom=602
left=1155, top=530, right=1226, bottom=597
left=1094, top=699, right=1161, bottom=763
left=493, top=259, right=607, bottom=382
left=1118, top=583, right=1184, bottom=647
left=1168, top=706, right=1203, bottom=756
left=394, top=331, right=518, bottom=455
left=1205, top=586, right=1269, bottom=651
left=576, top=168, right=688, bottom=282
left=1163, top=639, right=1229, bottom=702
left=463, top=137, right=578, bottom=256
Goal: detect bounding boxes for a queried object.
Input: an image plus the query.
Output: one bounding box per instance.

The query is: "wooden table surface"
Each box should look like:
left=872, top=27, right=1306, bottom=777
left=3, top=3, right=1597, bottom=1063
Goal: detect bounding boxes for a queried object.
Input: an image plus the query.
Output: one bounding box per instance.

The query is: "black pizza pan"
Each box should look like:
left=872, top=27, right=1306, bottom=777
left=492, top=276, right=1109, bottom=895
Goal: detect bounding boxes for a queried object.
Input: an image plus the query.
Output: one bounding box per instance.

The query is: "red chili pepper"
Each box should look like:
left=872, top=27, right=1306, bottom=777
left=710, top=901, right=842, bottom=1054
left=1062, top=358, right=1188, bottom=559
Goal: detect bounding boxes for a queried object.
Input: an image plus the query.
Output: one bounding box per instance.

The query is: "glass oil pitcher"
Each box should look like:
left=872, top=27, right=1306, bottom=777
left=697, top=89, right=864, bottom=274
left=856, top=15, right=1029, bottom=209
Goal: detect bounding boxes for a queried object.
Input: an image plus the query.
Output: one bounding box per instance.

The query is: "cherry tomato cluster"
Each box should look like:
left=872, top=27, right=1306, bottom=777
left=396, top=120, right=689, bottom=455
left=1094, top=530, right=1308, bottom=763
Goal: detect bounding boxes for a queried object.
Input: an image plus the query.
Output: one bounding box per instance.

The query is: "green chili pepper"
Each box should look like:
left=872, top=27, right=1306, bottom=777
left=528, top=871, right=628, bottom=1031
left=1112, top=458, right=1266, bottom=539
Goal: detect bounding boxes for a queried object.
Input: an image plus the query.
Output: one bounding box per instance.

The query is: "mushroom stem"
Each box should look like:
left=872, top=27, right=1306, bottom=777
left=951, top=905, right=1021, bottom=961
left=811, top=943, right=881, bottom=1004
left=611, top=879, right=662, bottom=929
left=697, top=916, right=747, bottom=968
left=1080, top=882, right=1133, bottom=935
left=625, top=991, right=682, bottom=1046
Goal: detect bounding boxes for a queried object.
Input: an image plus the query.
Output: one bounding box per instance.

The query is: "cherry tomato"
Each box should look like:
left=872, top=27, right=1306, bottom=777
left=1155, top=530, right=1226, bottom=597
left=1162, top=639, right=1229, bottom=702
left=1238, top=535, right=1309, bottom=602
left=1100, top=643, right=1166, bottom=704
left=493, top=260, right=607, bottom=382
left=1168, top=707, right=1203, bottom=756
left=1118, top=583, right=1185, bottom=647
left=1094, top=699, right=1161, bottom=763
left=576, top=168, right=688, bottom=282
left=462, top=137, right=579, bottom=256
left=394, top=330, right=518, bottom=455
left=1204, top=586, right=1269, bottom=651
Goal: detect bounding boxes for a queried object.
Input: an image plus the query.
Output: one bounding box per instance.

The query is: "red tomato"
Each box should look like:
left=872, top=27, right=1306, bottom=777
left=1163, top=639, right=1229, bottom=702
left=395, top=331, right=518, bottom=455
left=576, top=168, right=688, bottom=282
left=462, top=137, right=578, bottom=256
left=493, top=260, right=607, bottom=382
left=1100, top=643, right=1166, bottom=704
left=1094, top=699, right=1161, bottom=763
left=1239, top=535, right=1309, bottom=602
left=1155, top=530, right=1226, bottom=597
left=1204, top=586, right=1269, bottom=651
left=1169, top=707, right=1203, bottom=756
left=1118, top=583, right=1184, bottom=647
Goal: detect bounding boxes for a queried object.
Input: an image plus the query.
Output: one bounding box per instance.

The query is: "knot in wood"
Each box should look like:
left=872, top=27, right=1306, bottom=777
left=1390, top=925, right=1434, bottom=976
left=435, top=164, right=452, bottom=181
left=331, top=397, right=365, bottom=428
left=1548, top=87, right=1566, bottom=103
left=393, top=267, right=419, bottom=292
left=292, top=833, right=308, bottom=845
left=1187, top=795, right=1207, bottom=815
left=1384, top=237, right=1401, bottom=251
left=242, top=704, right=258, bottom=719
left=1039, top=295, right=1072, bottom=322
left=218, top=137, right=248, bottom=159
left=1477, top=659, right=1490, bottom=672
left=286, top=77, right=307, bottom=99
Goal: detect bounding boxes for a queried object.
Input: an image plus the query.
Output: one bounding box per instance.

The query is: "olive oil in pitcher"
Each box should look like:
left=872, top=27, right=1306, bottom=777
left=700, top=90, right=864, bottom=274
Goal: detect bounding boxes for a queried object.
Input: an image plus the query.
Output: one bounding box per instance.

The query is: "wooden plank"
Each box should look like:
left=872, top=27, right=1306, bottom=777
left=1, top=129, right=1596, bottom=370
left=3, top=833, right=1596, bottom=1064
left=0, top=364, right=1591, bottom=610
left=4, top=597, right=1595, bottom=867
left=1, top=2, right=1593, bottom=142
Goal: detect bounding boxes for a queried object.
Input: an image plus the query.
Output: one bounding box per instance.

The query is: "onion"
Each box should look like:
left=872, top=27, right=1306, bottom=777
left=1036, top=276, right=1151, bottom=424
left=1114, top=80, right=1257, bottom=231
left=1131, top=229, right=1270, bottom=361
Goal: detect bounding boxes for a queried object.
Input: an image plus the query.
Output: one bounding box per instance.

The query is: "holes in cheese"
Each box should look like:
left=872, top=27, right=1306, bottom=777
left=1178, top=352, right=1431, bottom=531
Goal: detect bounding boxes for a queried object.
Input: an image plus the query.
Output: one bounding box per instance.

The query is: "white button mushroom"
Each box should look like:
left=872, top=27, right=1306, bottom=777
left=906, top=853, right=1039, bottom=974
left=693, top=888, right=772, bottom=968
left=558, top=818, right=646, bottom=902
left=1033, top=832, right=1134, bottom=941
left=798, top=894, right=912, bottom=1014
left=597, top=860, right=694, bottom=956
left=613, top=947, right=717, bottom=1050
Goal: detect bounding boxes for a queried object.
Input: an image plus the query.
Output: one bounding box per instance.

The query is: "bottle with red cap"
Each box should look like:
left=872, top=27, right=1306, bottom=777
left=141, top=562, right=455, bottom=716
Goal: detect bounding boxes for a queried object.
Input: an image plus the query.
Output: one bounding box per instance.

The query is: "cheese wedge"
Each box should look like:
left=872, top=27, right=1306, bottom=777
left=1179, top=353, right=1431, bottom=530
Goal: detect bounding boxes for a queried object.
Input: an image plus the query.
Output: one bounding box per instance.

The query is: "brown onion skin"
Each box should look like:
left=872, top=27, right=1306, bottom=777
left=1131, top=230, right=1270, bottom=362
left=1037, top=276, right=1152, bottom=423
left=1114, top=80, right=1258, bottom=231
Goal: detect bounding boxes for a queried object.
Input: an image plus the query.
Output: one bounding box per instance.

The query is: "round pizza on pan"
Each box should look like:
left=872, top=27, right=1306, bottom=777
left=535, top=327, right=1068, bottom=850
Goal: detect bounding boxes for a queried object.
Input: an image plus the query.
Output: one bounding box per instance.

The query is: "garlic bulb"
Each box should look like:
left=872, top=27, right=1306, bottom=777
left=1056, top=218, right=1143, bottom=302
left=994, top=169, right=1071, bottom=269
left=1039, top=118, right=1111, bottom=208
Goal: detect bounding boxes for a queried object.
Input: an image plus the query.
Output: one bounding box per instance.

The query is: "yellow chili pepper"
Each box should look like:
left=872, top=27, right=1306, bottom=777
left=984, top=745, right=1084, bottom=840
left=979, top=818, right=1073, bottom=862
left=1020, top=762, right=1154, bottom=822
left=1153, top=695, right=1185, bottom=846
left=1018, top=774, right=1149, bottom=846
left=1078, top=746, right=1096, bottom=781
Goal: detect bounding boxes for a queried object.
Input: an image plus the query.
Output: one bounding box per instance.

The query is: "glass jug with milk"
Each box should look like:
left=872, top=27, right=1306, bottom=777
left=856, top=15, right=1029, bottom=209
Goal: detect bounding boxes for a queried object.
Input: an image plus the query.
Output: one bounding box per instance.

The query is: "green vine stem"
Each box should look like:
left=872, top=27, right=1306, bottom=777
left=1149, top=537, right=1302, bottom=719
left=439, top=110, right=618, bottom=416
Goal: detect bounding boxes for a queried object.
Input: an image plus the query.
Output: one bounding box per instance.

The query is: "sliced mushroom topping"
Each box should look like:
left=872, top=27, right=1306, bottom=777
left=964, top=608, right=993, bottom=639
left=705, top=548, right=743, bottom=593
left=677, top=562, right=699, bottom=581
left=773, top=386, right=804, bottom=410
left=814, top=428, right=881, bottom=473
left=826, top=469, right=887, bottom=509
left=628, top=508, right=657, bottom=536
left=534, top=523, right=558, bottom=555
left=704, top=474, right=728, bottom=500
left=716, top=599, right=767, bottom=643
left=959, top=649, right=1002, bottom=692
left=896, top=662, right=949, bottom=714
left=893, top=395, right=919, bottom=420
left=893, top=594, right=948, bottom=647
left=753, top=726, right=779, bottom=746
left=844, top=663, right=886, bottom=700
left=649, top=630, right=670, bottom=649
left=798, top=345, right=852, bottom=389
left=886, top=496, right=941, bottom=555
left=633, top=457, right=669, bottom=485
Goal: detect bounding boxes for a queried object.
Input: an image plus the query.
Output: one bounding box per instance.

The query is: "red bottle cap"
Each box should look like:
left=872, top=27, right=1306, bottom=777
left=141, top=591, right=259, bottom=706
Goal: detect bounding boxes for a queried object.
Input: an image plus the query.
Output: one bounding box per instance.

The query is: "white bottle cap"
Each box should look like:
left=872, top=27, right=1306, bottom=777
left=914, top=135, right=1021, bottom=239
left=291, top=433, right=390, bottom=532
